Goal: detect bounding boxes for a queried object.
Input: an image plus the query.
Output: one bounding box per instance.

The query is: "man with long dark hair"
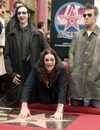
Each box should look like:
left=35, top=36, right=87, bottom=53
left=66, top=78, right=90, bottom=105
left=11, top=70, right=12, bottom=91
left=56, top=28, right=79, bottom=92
left=4, top=5, right=49, bottom=106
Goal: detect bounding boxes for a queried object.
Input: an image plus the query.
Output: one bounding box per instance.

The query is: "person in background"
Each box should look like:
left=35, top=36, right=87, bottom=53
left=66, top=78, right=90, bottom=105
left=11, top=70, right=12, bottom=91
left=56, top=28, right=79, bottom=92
left=0, top=7, right=6, bottom=79
left=69, top=3, right=100, bottom=108
left=19, top=47, right=69, bottom=120
left=0, top=0, right=10, bottom=24
left=46, top=30, right=50, bottom=45
left=37, top=21, right=45, bottom=37
left=0, top=1, right=6, bottom=97
left=13, top=1, right=24, bottom=16
left=0, top=6, right=9, bottom=107
left=4, top=5, right=49, bottom=106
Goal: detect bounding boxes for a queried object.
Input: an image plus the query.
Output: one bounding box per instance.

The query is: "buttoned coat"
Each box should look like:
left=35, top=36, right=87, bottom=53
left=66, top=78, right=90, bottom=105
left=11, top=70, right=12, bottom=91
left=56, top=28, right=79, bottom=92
left=69, top=25, right=100, bottom=99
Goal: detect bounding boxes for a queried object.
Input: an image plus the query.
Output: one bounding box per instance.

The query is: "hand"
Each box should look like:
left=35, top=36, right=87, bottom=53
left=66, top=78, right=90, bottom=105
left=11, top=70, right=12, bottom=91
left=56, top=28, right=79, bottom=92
left=12, top=74, right=22, bottom=85
left=18, top=105, right=31, bottom=119
left=50, top=111, right=63, bottom=120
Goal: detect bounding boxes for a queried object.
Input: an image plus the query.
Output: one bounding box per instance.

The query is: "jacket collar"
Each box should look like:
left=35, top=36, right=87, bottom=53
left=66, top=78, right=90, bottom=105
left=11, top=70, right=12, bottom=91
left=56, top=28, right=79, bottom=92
left=82, top=25, right=100, bottom=36
left=9, top=23, right=37, bottom=36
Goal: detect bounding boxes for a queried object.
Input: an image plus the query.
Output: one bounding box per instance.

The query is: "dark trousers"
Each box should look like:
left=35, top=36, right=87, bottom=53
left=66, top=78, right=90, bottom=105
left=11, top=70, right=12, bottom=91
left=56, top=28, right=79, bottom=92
left=70, top=98, right=100, bottom=108
left=0, top=74, right=10, bottom=95
left=70, top=99, right=84, bottom=106
left=0, top=74, right=22, bottom=107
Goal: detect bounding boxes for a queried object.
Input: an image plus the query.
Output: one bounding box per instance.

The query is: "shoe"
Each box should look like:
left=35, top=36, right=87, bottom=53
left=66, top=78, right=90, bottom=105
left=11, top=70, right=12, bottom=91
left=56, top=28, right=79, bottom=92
left=71, top=99, right=84, bottom=106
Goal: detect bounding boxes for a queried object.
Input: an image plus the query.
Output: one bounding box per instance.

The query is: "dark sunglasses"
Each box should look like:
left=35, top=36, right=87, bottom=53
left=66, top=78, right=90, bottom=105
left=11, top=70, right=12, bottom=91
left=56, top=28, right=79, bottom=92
left=17, top=11, right=27, bottom=15
left=83, top=13, right=93, bottom=18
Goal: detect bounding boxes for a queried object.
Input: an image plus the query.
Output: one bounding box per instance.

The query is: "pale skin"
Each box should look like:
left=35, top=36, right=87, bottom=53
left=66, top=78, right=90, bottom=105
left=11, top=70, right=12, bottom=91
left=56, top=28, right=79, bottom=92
left=17, top=6, right=29, bottom=28
left=19, top=102, right=64, bottom=120
left=19, top=53, right=64, bottom=120
left=83, top=9, right=97, bottom=31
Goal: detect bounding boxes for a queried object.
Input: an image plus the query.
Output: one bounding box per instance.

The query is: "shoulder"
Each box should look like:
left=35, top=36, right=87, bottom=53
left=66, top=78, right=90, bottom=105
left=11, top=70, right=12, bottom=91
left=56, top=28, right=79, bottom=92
left=29, top=25, right=39, bottom=35
left=72, top=30, right=85, bottom=47
left=6, top=16, right=16, bottom=32
left=7, top=16, right=16, bottom=24
left=57, top=62, right=70, bottom=76
left=73, top=30, right=84, bottom=39
left=34, top=61, right=41, bottom=72
left=95, top=25, right=100, bottom=35
left=31, top=25, right=45, bottom=38
left=31, top=27, right=42, bottom=38
left=57, top=62, right=66, bottom=72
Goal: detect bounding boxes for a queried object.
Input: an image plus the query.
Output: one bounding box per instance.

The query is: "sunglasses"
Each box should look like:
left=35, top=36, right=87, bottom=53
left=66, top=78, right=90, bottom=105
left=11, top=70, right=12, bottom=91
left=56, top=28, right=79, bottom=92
left=17, top=11, right=27, bottom=15
left=83, top=13, right=93, bottom=18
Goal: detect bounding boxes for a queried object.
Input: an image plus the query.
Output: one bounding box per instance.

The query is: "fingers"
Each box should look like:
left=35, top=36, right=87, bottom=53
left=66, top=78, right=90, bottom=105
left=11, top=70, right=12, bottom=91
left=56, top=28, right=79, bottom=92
left=18, top=111, right=31, bottom=119
left=13, top=74, right=22, bottom=85
left=50, top=114, right=55, bottom=118
left=50, top=113, right=63, bottom=120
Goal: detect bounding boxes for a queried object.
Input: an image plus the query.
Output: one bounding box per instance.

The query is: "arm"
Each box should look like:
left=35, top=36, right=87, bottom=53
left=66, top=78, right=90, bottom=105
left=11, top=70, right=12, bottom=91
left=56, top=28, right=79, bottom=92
left=19, top=102, right=31, bottom=118
left=4, top=35, right=14, bottom=76
left=69, top=32, right=81, bottom=72
left=69, top=33, right=78, bottom=69
left=4, top=36, right=21, bottom=84
left=21, top=71, right=35, bottom=102
left=51, top=103, right=64, bottom=120
left=19, top=71, right=35, bottom=118
left=51, top=65, right=69, bottom=119
left=19, top=89, right=31, bottom=119
left=38, top=30, right=49, bottom=49
left=30, top=32, right=49, bottom=66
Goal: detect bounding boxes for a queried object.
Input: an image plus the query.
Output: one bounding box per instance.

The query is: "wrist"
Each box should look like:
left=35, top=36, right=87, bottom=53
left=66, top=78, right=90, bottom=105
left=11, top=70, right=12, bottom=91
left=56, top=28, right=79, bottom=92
left=57, top=110, right=63, bottom=113
left=22, top=102, right=28, bottom=108
left=57, top=103, right=64, bottom=112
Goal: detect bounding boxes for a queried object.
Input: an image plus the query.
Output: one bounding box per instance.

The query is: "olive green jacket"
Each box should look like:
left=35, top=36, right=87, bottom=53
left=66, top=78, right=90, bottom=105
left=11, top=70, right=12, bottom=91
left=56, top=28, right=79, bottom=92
left=69, top=25, right=100, bottom=99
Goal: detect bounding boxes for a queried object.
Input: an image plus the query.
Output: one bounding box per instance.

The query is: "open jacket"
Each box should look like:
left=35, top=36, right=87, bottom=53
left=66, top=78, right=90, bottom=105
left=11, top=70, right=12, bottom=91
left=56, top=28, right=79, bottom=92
left=4, top=24, right=49, bottom=80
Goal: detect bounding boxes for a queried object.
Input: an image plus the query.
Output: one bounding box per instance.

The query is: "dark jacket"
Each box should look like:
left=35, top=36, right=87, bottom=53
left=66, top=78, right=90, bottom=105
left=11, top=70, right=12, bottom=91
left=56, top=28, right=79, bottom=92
left=6, top=16, right=15, bottom=35
left=21, top=62, right=69, bottom=104
left=4, top=24, right=49, bottom=80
